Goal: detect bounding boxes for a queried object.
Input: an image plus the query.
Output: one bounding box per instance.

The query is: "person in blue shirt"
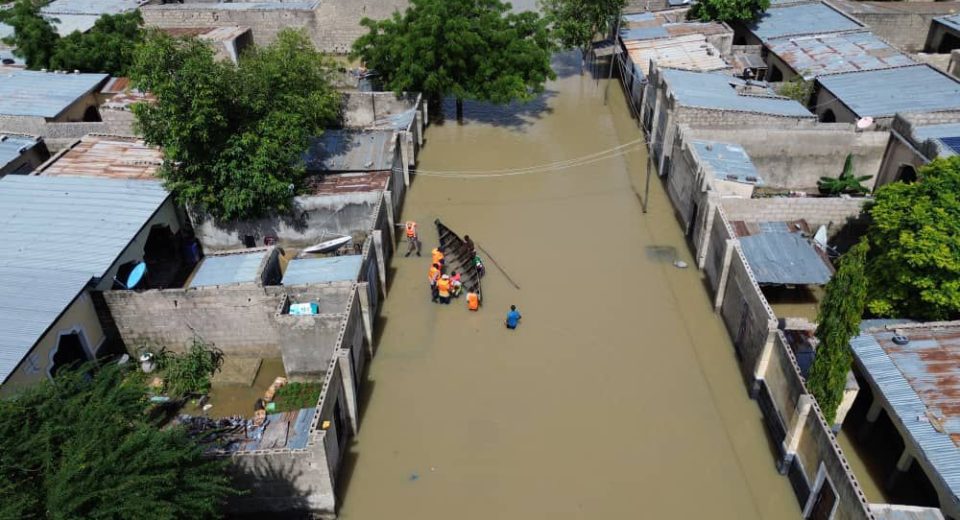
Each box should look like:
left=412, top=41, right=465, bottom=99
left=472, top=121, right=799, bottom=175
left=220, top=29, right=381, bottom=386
left=505, top=305, right=522, bottom=330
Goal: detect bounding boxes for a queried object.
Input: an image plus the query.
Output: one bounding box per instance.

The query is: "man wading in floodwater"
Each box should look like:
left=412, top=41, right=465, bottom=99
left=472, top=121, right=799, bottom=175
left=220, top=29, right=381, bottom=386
left=505, top=305, right=521, bottom=330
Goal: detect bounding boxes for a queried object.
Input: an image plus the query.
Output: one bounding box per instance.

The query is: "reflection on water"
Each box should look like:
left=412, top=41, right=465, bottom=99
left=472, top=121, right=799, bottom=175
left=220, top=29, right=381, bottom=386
left=338, top=52, right=800, bottom=519
left=765, top=286, right=824, bottom=323
left=189, top=357, right=286, bottom=419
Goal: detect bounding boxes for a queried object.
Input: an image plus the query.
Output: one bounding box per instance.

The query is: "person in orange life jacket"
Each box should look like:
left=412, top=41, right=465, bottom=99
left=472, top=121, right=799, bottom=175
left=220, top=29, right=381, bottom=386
left=399, top=220, right=421, bottom=257
left=437, top=274, right=452, bottom=304
left=450, top=271, right=462, bottom=297
left=432, top=247, right=445, bottom=267
left=466, top=290, right=480, bottom=311
left=428, top=263, right=441, bottom=302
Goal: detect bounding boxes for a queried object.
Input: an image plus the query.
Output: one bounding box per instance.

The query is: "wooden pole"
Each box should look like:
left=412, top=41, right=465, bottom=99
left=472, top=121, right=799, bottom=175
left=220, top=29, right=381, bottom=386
left=476, top=243, right=520, bottom=290
left=604, top=8, right=622, bottom=106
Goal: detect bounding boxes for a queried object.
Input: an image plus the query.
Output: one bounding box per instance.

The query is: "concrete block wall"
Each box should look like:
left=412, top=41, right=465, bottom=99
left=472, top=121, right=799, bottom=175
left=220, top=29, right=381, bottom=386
left=720, top=197, right=869, bottom=237
left=675, top=107, right=818, bottom=128
left=275, top=311, right=345, bottom=379
left=700, top=203, right=733, bottom=292
left=718, top=245, right=777, bottom=380
left=0, top=116, right=135, bottom=152
left=853, top=12, right=938, bottom=54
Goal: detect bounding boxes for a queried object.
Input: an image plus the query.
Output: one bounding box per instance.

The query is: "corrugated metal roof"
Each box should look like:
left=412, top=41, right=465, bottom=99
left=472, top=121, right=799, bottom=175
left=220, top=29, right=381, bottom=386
left=936, top=13, right=960, bottom=33
left=625, top=34, right=729, bottom=74
left=150, top=1, right=318, bottom=11
left=189, top=250, right=266, bottom=288
left=769, top=31, right=914, bottom=80
left=851, top=327, right=960, bottom=507
left=914, top=122, right=960, bottom=142
left=0, top=70, right=109, bottom=118
left=38, top=135, right=162, bottom=179
left=0, top=134, right=39, bottom=170
left=282, top=255, right=362, bottom=286
left=304, top=130, right=395, bottom=173
left=935, top=136, right=960, bottom=157
left=691, top=140, right=764, bottom=185
left=0, top=22, right=13, bottom=40
left=739, top=230, right=833, bottom=285
left=46, top=15, right=101, bottom=36
left=748, top=2, right=863, bottom=41
left=623, top=12, right=656, bottom=23
left=303, top=171, right=390, bottom=195
left=661, top=68, right=814, bottom=116
left=621, top=26, right=669, bottom=41
left=817, top=65, right=960, bottom=118
left=0, top=176, right=170, bottom=383
left=41, top=0, right=146, bottom=16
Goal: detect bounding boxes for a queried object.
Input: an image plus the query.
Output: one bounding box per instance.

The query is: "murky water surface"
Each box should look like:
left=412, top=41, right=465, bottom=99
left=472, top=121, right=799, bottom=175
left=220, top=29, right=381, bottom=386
left=191, top=357, right=286, bottom=418
left=338, top=53, right=799, bottom=519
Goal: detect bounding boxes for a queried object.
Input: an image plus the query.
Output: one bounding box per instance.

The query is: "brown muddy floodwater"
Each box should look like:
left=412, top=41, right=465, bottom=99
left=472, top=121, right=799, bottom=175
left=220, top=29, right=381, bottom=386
left=338, top=53, right=799, bottom=519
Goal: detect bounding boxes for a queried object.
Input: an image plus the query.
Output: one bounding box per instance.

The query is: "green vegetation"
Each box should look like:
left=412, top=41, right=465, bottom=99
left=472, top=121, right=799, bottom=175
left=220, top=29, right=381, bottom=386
left=864, top=156, right=960, bottom=320
left=687, top=0, right=770, bottom=23
left=540, top=0, right=625, bottom=69
left=272, top=382, right=323, bottom=412
left=154, top=339, right=225, bottom=398
left=351, top=0, right=555, bottom=120
left=777, top=75, right=813, bottom=104
left=131, top=29, right=341, bottom=220
left=807, top=240, right=869, bottom=425
left=818, top=154, right=872, bottom=195
left=0, top=365, right=237, bottom=519
left=0, top=0, right=144, bottom=75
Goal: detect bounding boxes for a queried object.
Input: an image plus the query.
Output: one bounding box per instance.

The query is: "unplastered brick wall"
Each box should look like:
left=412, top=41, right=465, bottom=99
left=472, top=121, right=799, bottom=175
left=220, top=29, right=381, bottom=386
left=718, top=245, right=777, bottom=380
left=700, top=204, right=734, bottom=291
left=675, top=106, right=817, bottom=128
left=720, top=197, right=868, bottom=237
left=0, top=116, right=135, bottom=152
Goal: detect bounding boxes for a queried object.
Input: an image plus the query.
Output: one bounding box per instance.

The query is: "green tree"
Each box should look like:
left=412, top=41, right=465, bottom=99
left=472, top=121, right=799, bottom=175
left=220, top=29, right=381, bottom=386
left=131, top=29, right=341, bottom=220
left=864, top=156, right=960, bottom=320
left=540, top=0, right=624, bottom=70
left=0, top=0, right=60, bottom=70
left=687, top=0, right=770, bottom=23
left=0, top=365, right=237, bottom=519
left=50, top=11, right=144, bottom=75
left=807, top=240, right=869, bottom=425
left=351, top=0, right=556, bottom=120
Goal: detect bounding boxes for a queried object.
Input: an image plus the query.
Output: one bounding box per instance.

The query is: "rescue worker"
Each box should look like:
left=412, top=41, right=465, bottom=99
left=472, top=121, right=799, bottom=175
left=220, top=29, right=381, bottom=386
left=505, top=305, right=522, bottom=330
left=437, top=274, right=452, bottom=304
left=428, top=263, right=441, bottom=302
left=466, top=290, right=480, bottom=311
left=402, top=221, right=421, bottom=257
left=474, top=254, right=485, bottom=278
left=463, top=235, right=476, bottom=258
left=450, top=271, right=462, bottom=297
left=432, top=246, right=445, bottom=267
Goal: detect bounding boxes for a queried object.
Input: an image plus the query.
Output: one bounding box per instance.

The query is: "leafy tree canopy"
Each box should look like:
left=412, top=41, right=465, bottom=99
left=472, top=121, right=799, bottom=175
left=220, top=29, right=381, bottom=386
left=131, top=29, right=341, bottom=220
left=864, top=156, right=960, bottom=320
left=351, top=0, right=555, bottom=118
left=0, top=0, right=144, bottom=75
left=687, top=0, right=770, bottom=23
left=540, top=0, right=624, bottom=58
left=0, top=366, right=237, bottom=519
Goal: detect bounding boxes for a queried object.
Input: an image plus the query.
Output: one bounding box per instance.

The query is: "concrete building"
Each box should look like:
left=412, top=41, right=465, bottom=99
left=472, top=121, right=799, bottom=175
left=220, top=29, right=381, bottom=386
left=642, top=65, right=814, bottom=176
left=739, top=2, right=864, bottom=47
left=35, top=134, right=163, bottom=179
left=812, top=64, right=960, bottom=125
left=40, top=0, right=149, bottom=36
left=876, top=111, right=960, bottom=187
left=826, top=0, right=960, bottom=54
left=764, top=31, right=915, bottom=82
left=160, top=26, right=254, bottom=64
left=0, top=175, right=185, bottom=395
left=850, top=322, right=960, bottom=519
left=0, top=134, right=48, bottom=176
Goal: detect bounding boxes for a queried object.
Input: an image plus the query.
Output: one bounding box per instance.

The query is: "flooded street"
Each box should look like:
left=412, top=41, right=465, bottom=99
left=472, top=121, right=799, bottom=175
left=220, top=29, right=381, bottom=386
left=338, top=54, right=799, bottom=519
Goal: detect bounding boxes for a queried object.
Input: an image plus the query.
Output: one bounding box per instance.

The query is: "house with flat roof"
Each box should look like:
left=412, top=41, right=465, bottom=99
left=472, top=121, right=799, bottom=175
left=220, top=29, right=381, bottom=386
left=813, top=64, right=960, bottom=125
left=0, top=175, right=185, bottom=395
left=0, top=134, right=48, bottom=176
left=40, top=0, right=149, bottom=36
left=35, top=134, right=162, bottom=179
left=850, top=321, right=960, bottom=519
left=764, top=31, right=915, bottom=82
left=739, top=1, right=864, bottom=46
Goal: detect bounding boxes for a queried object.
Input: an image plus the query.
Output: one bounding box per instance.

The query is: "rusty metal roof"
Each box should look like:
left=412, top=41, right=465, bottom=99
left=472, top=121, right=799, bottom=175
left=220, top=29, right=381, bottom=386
left=37, top=135, right=162, bottom=179
left=851, top=325, right=960, bottom=507
left=625, top=35, right=729, bottom=75
left=769, top=32, right=914, bottom=80
left=304, top=171, right=391, bottom=195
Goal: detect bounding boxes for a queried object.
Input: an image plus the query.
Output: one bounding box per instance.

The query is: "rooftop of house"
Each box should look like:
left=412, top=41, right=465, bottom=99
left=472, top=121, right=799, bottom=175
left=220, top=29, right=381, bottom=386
left=768, top=31, right=914, bottom=80
left=817, top=64, right=960, bottom=118
left=747, top=2, right=863, bottom=42
left=851, top=323, right=960, bottom=504
left=304, top=130, right=395, bottom=173
left=303, top=171, right=391, bottom=195
left=660, top=68, right=814, bottom=117
left=41, top=0, right=148, bottom=36
left=909, top=122, right=960, bottom=159
left=341, top=91, right=420, bottom=131
left=188, top=250, right=268, bottom=288
left=624, top=34, right=729, bottom=77
left=734, top=220, right=833, bottom=285
left=690, top=140, right=764, bottom=185
left=831, top=0, right=960, bottom=16
left=0, top=134, right=40, bottom=171
left=282, top=255, right=363, bottom=286
left=160, top=25, right=251, bottom=43
left=936, top=13, right=960, bottom=33
left=620, top=10, right=730, bottom=41
left=0, top=175, right=170, bottom=384
left=146, top=1, right=319, bottom=10
left=36, top=135, right=162, bottom=180
left=0, top=69, right=109, bottom=118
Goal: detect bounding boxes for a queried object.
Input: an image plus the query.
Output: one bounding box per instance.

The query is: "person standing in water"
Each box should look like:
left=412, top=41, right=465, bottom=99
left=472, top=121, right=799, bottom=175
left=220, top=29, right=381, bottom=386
left=505, top=305, right=521, bottom=330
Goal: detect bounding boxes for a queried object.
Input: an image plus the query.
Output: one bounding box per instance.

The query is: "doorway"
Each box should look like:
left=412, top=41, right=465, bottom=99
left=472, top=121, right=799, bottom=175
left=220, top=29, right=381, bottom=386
left=49, top=331, right=91, bottom=377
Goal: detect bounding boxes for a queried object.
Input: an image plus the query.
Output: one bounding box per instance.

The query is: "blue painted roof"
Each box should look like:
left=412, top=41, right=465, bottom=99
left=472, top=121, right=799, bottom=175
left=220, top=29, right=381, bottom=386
left=0, top=135, right=39, bottom=171
left=0, top=47, right=25, bottom=66
left=0, top=176, right=170, bottom=383
left=768, top=32, right=914, bottom=80
left=0, top=70, right=109, bottom=118
left=623, top=12, right=656, bottom=23
left=621, top=26, right=669, bottom=41
left=691, top=140, right=763, bottom=185
left=41, top=0, right=146, bottom=35
left=817, top=65, right=960, bottom=118
left=0, top=22, right=13, bottom=40
left=189, top=251, right=266, bottom=288
left=661, top=68, right=813, bottom=116
left=304, top=130, right=395, bottom=172
left=914, top=122, right=960, bottom=142
left=935, top=13, right=960, bottom=33
left=936, top=136, right=960, bottom=157
left=850, top=328, right=960, bottom=506
left=282, top=255, right=362, bottom=286
left=152, top=1, right=317, bottom=10
left=739, top=228, right=833, bottom=285
left=748, top=2, right=862, bottom=41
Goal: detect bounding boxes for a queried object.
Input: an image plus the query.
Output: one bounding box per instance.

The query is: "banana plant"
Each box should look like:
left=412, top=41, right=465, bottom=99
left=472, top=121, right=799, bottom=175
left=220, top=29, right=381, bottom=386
left=818, top=154, right=873, bottom=195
